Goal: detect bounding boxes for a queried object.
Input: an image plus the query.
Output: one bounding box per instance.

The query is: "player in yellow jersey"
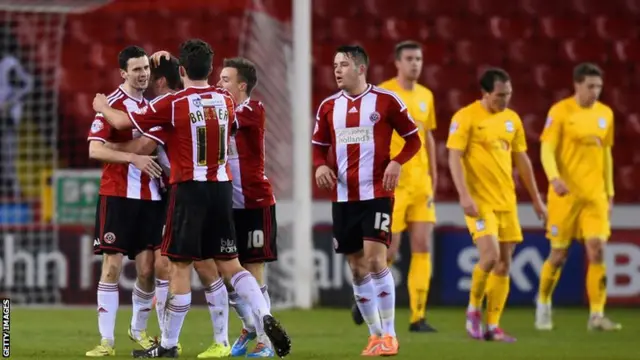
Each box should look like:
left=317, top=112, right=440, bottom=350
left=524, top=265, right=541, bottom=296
left=535, top=63, right=621, bottom=331
left=447, top=68, right=546, bottom=342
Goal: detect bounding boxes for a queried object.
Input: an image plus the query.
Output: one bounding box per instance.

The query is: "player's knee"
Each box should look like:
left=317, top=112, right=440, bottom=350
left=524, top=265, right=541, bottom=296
left=194, top=260, right=220, bottom=285
left=585, top=239, right=605, bottom=263
left=100, top=253, right=123, bottom=282
left=154, top=256, right=170, bottom=280
left=365, top=253, right=388, bottom=274
left=478, top=249, right=499, bottom=271
left=493, top=259, right=510, bottom=276
left=136, top=264, right=155, bottom=286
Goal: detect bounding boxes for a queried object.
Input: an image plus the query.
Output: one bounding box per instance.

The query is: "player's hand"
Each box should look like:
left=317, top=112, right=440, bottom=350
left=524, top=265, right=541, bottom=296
left=383, top=160, right=401, bottom=191
left=315, top=165, right=336, bottom=190
left=550, top=178, right=569, bottom=197
left=150, top=51, right=171, bottom=66
left=533, top=199, right=548, bottom=223
left=460, top=194, right=479, bottom=217
left=92, top=93, right=109, bottom=113
left=130, top=154, right=163, bottom=179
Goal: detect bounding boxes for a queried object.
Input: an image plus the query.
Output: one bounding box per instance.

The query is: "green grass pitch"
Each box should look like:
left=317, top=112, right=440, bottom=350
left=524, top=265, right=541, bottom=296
left=10, top=307, right=638, bottom=359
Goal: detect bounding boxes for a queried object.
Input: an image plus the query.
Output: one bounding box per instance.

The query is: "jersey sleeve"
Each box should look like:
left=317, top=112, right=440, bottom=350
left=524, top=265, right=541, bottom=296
left=312, top=102, right=332, bottom=147
left=87, top=114, right=112, bottom=143
left=512, top=115, right=528, bottom=153
left=446, top=111, right=471, bottom=151
left=128, top=96, right=173, bottom=133
left=540, top=105, right=563, bottom=146
left=426, top=92, right=437, bottom=130
left=388, top=95, right=418, bottom=137
left=143, top=125, right=170, bottom=145
left=604, top=110, right=614, bottom=147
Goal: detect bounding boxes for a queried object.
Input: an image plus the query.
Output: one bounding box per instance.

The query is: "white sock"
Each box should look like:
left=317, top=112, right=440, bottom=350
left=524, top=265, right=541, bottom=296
left=131, top=282, right=155, bottom=338
left=205, top=278, right=229, bottom=346
left=467, top=304, right=479, bottom=312
left=229, top=291, right=255, bottom=332
left=155, top=279, right=170, bottom=334
left=161, top=293, right=191, bottom=348
left=261, top=285, right=271, bottom=310
left=97, top=282, right=119, bottom=346
left=231, top=270, right=271, bottom=327
left=352, top=274, right=383, bottom=336
left=372, top=268, right=396, bottom=336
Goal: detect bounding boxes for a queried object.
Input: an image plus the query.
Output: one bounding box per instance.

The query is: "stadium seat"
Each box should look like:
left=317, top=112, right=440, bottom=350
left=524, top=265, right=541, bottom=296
left=410, top=0, right=465, bottom=16
left=507, top=40, right=558, bottom=65
left=571, top=0, right=621, bottom=15
left=369, top=64, right=395, bottom=86
left=509, top=91, right=550, bottom=117
left=488, top=17, right=534, bottom=40
left=314, top=65, right=336, bottom=95
left=421, top=41, right=451, bottom=64
left=608, top=87, right=634, bottom=113
left=468, top=0, right=519, bottom=16
left=434, top=16, right=486, bottom=40
left=313, top=0, right=359, bottom=19
left=330, top=17, right=378, bottom=42
left=625, top=0, right=640, bottom=13
left=446, top=89, right=479, bottom=113
left=455, top=40, right=505, bottom=66
left=380, top=18, right=430, bottom=42
left=539, top=17, right=587, bottom=39
left=614, top=40, right=640, bottom=63
left=518, top=0, right=571, bottom=15
left=533, top=65, right=573, bottom=90
left=362, top=0, right=410, bottom=18
left=560, top=39, right=610, bottom=63
left=421, top=65, right=475, bottom=92
left=592, top=16, right=638, bottom=41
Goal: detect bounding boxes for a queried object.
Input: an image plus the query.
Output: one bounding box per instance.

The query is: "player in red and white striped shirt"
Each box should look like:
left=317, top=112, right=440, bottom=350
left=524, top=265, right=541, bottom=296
left=312, top=45, right=421, bottom=356
left=92, top=39, right=291, bottom=358
left=85, top=45, right=166, bottom=358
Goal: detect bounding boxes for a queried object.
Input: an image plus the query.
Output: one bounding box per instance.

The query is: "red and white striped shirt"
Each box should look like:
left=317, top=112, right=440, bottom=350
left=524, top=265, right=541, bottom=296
left=128, top=86, right=236, bottom=184
left=87, top=86, right=162, bottom=201
left=229, top=98, right=275, bottom=209
left=312, top=85, right=418, bottom=202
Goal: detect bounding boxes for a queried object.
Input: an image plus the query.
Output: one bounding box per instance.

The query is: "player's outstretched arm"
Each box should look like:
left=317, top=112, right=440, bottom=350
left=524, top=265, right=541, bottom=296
left=92, top=94, right=133, bottom=130
left=105, top=137, right=158, bottom=155
left=89, top=141, right=163, bottom=178
left=448, top=149, right=478, bottom=217
left=514, top=151, right=547, bottom=222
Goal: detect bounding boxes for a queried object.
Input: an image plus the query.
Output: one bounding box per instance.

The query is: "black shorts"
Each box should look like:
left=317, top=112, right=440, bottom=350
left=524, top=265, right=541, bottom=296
left=332, top=197, right=393, bottom=254
left=161, top=181, right=237, bottom=262
left=234, top=204, right=278, bottom=263
left=93, top=195, right=166, bottom=260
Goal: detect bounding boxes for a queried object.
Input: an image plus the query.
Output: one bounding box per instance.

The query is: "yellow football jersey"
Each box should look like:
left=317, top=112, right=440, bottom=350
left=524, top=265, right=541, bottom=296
left=540, top=97, right=614, bottom=200
left=379, top=78, right=436, bottom=192
left=446, top=101, right=528, bottom=211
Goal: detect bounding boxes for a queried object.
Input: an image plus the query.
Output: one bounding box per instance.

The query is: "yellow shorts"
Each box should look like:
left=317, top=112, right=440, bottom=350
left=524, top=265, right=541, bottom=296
left=391, top=188, right=436, bottom=233
left=546, top=192, right=610, bottom=249
left=464, top=206, right=523, bottom=242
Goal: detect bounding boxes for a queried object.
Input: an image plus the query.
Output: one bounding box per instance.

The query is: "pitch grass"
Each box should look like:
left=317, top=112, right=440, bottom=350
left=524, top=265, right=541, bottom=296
left=10, top=307, right=638, bottom=359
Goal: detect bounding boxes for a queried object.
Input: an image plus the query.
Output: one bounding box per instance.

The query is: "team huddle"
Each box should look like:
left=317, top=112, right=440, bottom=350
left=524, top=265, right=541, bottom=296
left=84, top=37, right=620, bottom=358
left=312, top=41, right=620, bottom=354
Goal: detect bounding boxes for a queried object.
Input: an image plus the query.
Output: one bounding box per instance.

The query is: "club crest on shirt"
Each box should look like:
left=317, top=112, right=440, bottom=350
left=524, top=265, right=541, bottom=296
left=550, top=225, right=559, bottom=237
left=475, top=219, right=485, bottom=231
left=449, top=122, right=459, bottom=134
left=192, top=98, right=202, bottom=107
left=505, top=120, right=514, bottom=133
left=598, top=118, right=607, bottom=129
left=91, top=119, right=104, bottom=133
left=369, top=111, right=381, bottom=123
left=419, top=101, right=427, bottom=112
left=545, top=117, right=552, bottom=128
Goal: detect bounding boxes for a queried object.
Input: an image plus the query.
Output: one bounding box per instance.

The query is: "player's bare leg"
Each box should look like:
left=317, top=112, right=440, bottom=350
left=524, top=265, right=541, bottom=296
left=217, top=259, right=291, bottom=358
left=128, top=250, right=157, bottom=350
left=407, top=221, right=436, bottom=332
left=194, top=259, right=232, bottom=358
left=484, top=242, right=516, bottom=342
left=536, top=247, right=567, bottom=330
left=86, top=253, right=122, bottom=357
left=585, top=238, right=621, bottom=331
left=466, top=235, right=499, bottom=340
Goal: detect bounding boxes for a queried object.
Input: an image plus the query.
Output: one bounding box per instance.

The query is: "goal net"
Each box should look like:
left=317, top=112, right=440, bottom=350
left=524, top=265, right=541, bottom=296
left=0, top=0, right=314, bottom=309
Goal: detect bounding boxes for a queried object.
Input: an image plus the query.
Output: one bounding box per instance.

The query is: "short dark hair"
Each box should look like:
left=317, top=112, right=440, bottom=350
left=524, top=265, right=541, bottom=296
left=335, top=45, right=369, bottom=67
left=179, top=39, right=214, bottom=81
left=573, top=62, right=603, bottom=83
left=151, top=55, right=182, bottom=90
left=394, top=40, right=421, bottom=60
left=479, top=68, right=511, bottom=93
left=223, top=57, right=258, bottom=96
left=118, top=45, right=147, bottom=71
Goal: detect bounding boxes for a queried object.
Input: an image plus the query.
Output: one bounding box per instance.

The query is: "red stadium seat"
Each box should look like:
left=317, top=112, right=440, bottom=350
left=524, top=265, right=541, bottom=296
left=380, top=18, right=430, bottom=42
left=354, top=41, right=393, bottom=66
left=314, top=65, right=336, bottom=95
left=507, top=40, right=558, bottom=65
left=539, top=17, right=587, bottom=39
left=421, top=41, right=451, bottom=64
left=592, top=16, right=638, bottom=41
left=313, top=0, right=358, bottom=19
left=621, top=113, right=640, bottom=141
left=455, top=40, right=505, bottom=66
left=614, top=40, right=640, bottom=63
left=571, top=0, right=620, bottom=15
left=625, top=0, right=640, bottom=13
left=508, top=91, right=550, bottom=118
left=518, top=0, right=571, bottom=15
left=468, top=0, right=519, bottom=16
left=362, top=0, right=410, bottom=18
left=600, top=65, right=632, bottom=88
left=434, top=16, right=487, bottom=40
left=608, top=87, right=634, bottom=113
left=488, top=17, right=534, bottom=40
left=368, top=64, right=395, bottom=86
left=329, top=17, right=378, bottom=42
left=410, top=0, right=465, bottom=16
left=533, top=65, right=573, bottom=90
left=446, top=89, right=478, bottom=113
left=560, top=39, right=610, bottom=63
left=421, top=65, right=475, bottom=92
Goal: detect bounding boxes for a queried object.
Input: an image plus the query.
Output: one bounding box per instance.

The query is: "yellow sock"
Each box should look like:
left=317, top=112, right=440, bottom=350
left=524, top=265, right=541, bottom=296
left=486, top=274, right=510, bottom=326
left=469, top=265, right=490, bottom=309
left=407, top=253, right=431, bottom=323
left=587, top=263, right=607, bottom=315
left=538, top=260, right=562, bottom=304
